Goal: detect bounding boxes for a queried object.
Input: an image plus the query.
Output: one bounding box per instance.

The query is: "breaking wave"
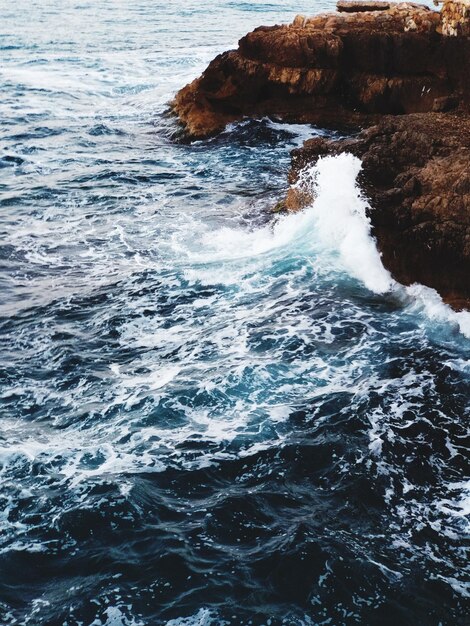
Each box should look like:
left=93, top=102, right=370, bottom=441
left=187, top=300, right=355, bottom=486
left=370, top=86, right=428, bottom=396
left=1, top=1, right=469, bottom=625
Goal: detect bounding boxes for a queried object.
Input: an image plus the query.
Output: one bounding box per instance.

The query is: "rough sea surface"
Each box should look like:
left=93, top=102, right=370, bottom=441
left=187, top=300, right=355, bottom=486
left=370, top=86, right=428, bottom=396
left=1, top=1, right=469, bottom=624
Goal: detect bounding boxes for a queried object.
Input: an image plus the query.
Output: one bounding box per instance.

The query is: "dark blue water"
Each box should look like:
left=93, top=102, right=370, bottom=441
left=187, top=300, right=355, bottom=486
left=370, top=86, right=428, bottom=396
left=1, top=1, right=469, bottom=625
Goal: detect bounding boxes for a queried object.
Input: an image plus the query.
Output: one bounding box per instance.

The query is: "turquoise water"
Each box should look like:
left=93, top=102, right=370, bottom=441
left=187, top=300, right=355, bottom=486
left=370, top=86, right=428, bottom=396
left=1, top=1, right=469, bottom=625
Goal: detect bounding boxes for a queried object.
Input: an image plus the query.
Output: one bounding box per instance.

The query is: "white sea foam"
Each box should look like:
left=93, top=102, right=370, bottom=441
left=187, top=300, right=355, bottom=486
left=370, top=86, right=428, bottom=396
left=404, top=283, right=470, bottom=338
left=186, top=150, right=470, bottom=339
left=89, top=605, right=145, bottom=626
left=175, top=152, right=390, bottom=295
left=300, top=153, right=394, bottom=294
left=295, top=153, right=470, bottom=339
left=165, top=608, right=221, bottom=626
left=184, top=153, right=393, bottom=291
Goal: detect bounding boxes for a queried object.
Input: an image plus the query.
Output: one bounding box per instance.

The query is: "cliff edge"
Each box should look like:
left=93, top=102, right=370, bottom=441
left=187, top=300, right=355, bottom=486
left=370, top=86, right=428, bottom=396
left=172, top=1, right=470, bottom=307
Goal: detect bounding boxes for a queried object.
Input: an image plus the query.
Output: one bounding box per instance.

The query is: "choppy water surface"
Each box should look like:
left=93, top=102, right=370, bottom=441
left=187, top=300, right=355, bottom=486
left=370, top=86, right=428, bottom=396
left=1, top=1, right=469, bottom=625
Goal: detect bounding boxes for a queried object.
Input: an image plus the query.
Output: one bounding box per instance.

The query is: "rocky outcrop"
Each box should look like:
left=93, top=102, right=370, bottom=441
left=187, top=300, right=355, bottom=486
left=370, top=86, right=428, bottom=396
left=286, top=113, right=470, bottom=308
left=172, top=2, right=469, bottom=139
left=439, top=0, right=470, bottom=36
left=171, top=1, right=470, bottom=306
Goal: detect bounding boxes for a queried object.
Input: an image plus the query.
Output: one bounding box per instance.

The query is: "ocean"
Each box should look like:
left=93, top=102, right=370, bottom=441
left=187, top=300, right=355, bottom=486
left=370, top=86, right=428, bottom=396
left=1, top=1, right=469, bottom=624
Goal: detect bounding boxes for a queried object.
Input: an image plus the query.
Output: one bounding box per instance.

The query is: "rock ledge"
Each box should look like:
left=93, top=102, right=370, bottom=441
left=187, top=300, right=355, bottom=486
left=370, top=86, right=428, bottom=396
left=172, top=1, right=470, bottom=307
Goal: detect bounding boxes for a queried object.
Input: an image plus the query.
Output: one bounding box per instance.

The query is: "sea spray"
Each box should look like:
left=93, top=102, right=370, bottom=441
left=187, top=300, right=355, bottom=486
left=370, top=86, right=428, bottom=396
left=404, top=283, right=470, bottom=338
left=2, top=1, right=470, bottom=617
left=189, top=148, right=470, bottom=338
left=178, top=153, right=393, bottom=288
left=180, top=150, right=470, bottom=338
left=296, top=153, right=470, bottom=338
left=303, top=153, right=394, bottom=294
left=183, top=153, right=394, bottom=293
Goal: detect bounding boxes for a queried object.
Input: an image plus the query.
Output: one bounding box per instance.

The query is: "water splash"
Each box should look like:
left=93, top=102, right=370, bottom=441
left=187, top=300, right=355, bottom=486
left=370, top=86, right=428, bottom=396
left=292, top=153, right=470, bottom=338
left=1, top=1, right=469, bottom=623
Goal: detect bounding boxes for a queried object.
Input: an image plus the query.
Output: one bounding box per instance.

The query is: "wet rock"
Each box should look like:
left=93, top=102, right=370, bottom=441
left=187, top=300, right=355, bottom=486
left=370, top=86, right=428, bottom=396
left=287, top=113, right=470, bottom=308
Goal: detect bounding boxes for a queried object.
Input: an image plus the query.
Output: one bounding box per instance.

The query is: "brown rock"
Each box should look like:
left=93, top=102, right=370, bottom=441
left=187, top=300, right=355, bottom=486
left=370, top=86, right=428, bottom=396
left=171, top=3, right=469, bottom=139
left=287, top=113, right=470, bottom=307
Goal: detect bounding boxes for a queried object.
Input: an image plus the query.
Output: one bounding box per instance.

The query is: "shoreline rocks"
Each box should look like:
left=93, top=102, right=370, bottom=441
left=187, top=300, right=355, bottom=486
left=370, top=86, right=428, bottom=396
left=286, top=112, right=470, bottom=309
left=439, top=0, right=470, bottom=36
left=172, top=2, right=469, bottom=140
left=172, top=1, right=470, bottom=307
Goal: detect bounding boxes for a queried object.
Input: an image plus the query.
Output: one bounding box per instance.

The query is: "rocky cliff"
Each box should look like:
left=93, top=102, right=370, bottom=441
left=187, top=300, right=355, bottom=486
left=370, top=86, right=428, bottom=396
left=286, top=112, right=470, bottom=308
left=172, top=2, right=469, bottom=138
left=172, top=1, right=470, bottom=307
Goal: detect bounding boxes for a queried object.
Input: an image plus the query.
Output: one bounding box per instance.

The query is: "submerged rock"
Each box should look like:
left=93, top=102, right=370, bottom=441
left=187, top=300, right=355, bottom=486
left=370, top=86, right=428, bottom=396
left=171, top=1, right=470, bottom=306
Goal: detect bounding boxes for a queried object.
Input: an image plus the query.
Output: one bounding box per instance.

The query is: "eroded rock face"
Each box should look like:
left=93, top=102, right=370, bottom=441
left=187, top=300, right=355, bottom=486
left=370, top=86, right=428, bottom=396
left=287, top=113, right=470, bottom=308
left=171, top=1, right=470, bottom=306
left=439, top=0, right=470, bottom=36
left=172, top=2, right=469, bottom=139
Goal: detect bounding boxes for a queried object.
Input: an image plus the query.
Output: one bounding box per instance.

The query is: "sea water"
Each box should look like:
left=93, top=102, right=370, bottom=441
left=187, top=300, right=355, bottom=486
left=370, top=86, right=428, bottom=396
left=1, top=1, right=469, bottom=625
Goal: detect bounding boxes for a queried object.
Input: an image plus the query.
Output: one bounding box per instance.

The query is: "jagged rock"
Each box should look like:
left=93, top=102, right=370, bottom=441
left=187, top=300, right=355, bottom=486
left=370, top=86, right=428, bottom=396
left=171, top=2, right=470, bottom=306
left=171, top=2, right=470, bottom=139
left=439, top=0, right=470, bottom=36
left=287, top=113, right=470, bottom=308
